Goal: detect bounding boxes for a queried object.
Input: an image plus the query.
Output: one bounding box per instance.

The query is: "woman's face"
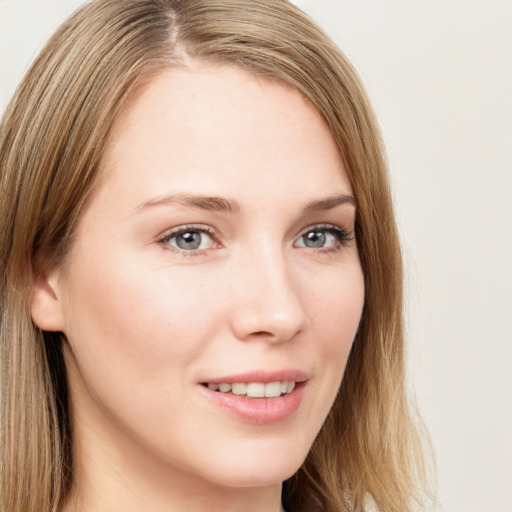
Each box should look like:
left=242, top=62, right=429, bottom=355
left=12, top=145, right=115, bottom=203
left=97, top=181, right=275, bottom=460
left=43, top=65, right=364, bottom=491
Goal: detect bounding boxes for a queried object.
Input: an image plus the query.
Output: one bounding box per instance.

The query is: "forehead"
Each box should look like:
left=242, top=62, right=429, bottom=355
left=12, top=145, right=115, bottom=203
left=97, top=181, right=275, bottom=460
left=96, top=64, right=351, bottom=210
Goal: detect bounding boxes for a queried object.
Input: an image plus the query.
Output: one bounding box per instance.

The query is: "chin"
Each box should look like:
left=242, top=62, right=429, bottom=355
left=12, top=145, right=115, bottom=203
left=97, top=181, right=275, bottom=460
left=206, top=464, right=300, bottom=489
left=190, top=437, right=309, bottom=489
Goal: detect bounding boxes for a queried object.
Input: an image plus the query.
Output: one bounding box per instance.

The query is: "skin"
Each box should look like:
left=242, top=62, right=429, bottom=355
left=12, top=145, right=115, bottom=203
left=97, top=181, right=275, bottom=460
left=31, top=64, right=365, bottom=512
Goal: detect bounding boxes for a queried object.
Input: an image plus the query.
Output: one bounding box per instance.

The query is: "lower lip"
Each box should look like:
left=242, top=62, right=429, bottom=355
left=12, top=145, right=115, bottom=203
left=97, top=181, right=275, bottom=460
left=199, top=382, right=306, bottom=425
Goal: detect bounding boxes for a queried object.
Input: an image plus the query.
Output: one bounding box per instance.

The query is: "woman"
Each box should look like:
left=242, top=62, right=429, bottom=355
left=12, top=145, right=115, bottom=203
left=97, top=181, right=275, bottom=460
left=0, top=1, right=426, bottom=511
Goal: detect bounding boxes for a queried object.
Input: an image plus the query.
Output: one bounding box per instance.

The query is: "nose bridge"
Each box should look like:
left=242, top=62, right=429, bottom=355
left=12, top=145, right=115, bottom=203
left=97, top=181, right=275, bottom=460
left=230, top=240, right=308, bottom=342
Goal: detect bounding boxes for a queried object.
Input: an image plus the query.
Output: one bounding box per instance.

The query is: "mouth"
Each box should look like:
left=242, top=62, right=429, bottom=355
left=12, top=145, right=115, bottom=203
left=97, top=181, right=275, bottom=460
left=199, top=373, right=307, bottom=424
left=202, top=380, right=296, bottom=398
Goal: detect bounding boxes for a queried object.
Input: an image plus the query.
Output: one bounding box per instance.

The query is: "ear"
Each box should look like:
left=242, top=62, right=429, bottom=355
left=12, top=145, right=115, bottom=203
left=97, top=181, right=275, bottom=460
left=30, top=269, right=66, bottom=332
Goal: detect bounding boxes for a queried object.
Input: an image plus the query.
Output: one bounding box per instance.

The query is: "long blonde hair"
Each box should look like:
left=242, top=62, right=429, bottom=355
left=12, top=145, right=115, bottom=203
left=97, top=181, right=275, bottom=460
left=0, top=1, right=426, bottom=510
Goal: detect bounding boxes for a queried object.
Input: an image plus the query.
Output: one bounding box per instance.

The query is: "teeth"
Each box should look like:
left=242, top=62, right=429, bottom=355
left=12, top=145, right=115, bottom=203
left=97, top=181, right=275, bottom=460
left=265, top=381, right=282, bottom=398
left=231, top=383, right=247, bottom=395
left=246, top=382, right=265, bottom=397
left=206, top=380, right=297, bottom=398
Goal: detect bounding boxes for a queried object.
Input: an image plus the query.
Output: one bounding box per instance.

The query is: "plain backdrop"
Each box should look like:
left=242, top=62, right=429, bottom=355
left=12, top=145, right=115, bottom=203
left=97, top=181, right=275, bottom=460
left=1, top=1, right=511, bottom=511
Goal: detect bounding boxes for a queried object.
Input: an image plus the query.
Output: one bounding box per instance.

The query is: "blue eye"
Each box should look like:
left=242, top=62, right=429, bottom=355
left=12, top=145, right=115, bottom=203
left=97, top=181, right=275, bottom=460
left=301, top=230, right=329, bottom=248
left=160, top=226, right=217, bottom=252
left=295, top=225, right=353, bottom=250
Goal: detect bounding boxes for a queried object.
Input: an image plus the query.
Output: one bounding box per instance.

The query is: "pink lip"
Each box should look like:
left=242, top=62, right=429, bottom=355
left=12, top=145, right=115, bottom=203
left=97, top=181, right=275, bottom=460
left=198, top=369, right=308, bottom=425
left=201, top=369, right=309, bottom=385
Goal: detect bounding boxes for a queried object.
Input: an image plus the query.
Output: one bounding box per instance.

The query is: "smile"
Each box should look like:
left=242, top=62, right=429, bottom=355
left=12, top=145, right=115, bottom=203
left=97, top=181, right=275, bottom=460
left=204, top=381, right=296, bottom=398
left=200, top=376, right=306, bottom=424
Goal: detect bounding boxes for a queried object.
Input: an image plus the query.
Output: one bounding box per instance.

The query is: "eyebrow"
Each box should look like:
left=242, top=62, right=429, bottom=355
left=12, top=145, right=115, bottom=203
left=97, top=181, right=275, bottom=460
left=136, top=192, right=355, bottom=215
left=301, top=194, right=356, bottom=214
left=136, top=193, right=241, bottom=214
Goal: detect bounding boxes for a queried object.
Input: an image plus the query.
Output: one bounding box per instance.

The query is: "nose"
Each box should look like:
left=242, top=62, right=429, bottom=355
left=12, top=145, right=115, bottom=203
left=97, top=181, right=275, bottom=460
left=229, top=247, right=309, bottom=343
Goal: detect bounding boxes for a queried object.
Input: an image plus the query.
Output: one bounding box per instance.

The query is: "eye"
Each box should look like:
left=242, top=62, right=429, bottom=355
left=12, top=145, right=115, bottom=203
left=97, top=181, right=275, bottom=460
left=158, top=225, right=218, bottom=252
left=295, top=225, right=353, bottom=251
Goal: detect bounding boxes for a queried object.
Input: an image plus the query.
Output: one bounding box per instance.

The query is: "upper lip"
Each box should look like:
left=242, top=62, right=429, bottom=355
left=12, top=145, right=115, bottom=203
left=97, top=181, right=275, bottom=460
left=201, top=369, right=309, bottom=384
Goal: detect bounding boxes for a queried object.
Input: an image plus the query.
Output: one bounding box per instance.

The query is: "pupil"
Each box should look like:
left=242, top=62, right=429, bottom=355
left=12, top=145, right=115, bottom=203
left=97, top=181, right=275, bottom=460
left=177, top=231, right=201, bottom=250
left=305, top=231, right=326, bottom=248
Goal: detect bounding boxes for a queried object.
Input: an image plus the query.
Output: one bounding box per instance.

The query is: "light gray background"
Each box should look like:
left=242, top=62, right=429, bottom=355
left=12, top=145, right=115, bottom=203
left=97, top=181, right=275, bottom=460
left=1, top=1, right=511, bottom=511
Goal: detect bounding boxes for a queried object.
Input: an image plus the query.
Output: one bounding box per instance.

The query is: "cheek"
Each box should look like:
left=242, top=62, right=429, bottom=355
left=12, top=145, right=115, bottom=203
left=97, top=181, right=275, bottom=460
left=62, top=258, right=222, bottom=367
left=308, top=263, right=365, bottom=353
left=58, top=248, right=232, bottom=462
left=306, top=263, right=365, bottom=404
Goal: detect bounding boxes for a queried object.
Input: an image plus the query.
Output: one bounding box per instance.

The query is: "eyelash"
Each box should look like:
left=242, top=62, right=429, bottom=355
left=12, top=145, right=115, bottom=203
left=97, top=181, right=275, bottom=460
left=157, top=223, right=354, bottom=257
left=297, top=224, right=355, bottom=253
